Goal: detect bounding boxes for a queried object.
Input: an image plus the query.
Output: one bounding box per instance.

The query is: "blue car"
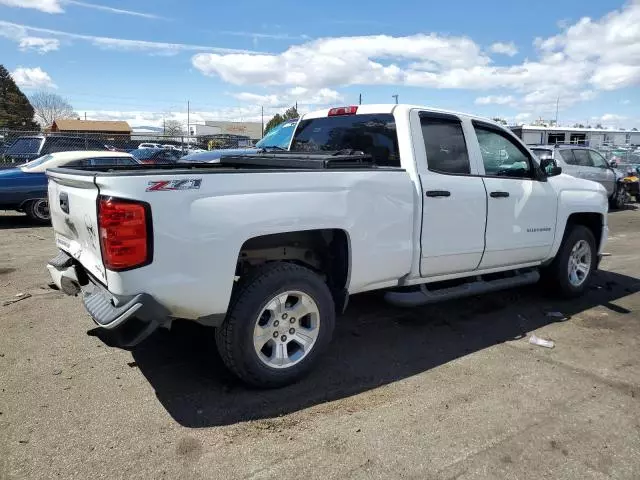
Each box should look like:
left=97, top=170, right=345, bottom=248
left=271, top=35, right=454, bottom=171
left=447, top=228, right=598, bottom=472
left=0, top=151, right=138, bottom=223
left=179, top=118, right=298, bottom=164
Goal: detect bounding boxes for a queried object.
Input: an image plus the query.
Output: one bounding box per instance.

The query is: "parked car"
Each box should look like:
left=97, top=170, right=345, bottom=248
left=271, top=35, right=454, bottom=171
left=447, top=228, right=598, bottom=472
left=138, top=143, right=163, bottom=149
left=179, top=118, right=298, bottom=164
left=0, top=151, right=138, bottom=223
left=530, top=145, right=625, bottom=208
left=161, top=144, right=183, bottom=153
left=2, top=135, right=109, bottom=165
left=46, top=104, right=608, bottom=387
left=130, top=148, right=180, bottom=164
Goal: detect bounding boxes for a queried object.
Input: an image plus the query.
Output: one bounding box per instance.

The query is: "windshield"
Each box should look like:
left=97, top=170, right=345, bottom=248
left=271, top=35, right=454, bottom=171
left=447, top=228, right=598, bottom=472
left=130, top=149, right=157, bottom=160
left=256, top=119, right=297, bottom=149
left=531, top=148, right=553, bottom=160
left=20, top=154, right=54, bottom=170
left=6, top=137, right=43, bottom=155
left=290, top=114, right=400, bottom=166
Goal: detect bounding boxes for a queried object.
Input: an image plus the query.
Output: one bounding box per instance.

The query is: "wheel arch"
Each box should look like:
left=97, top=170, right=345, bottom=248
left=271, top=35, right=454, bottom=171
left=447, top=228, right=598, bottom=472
left=237, top=228, right=352, bottom=312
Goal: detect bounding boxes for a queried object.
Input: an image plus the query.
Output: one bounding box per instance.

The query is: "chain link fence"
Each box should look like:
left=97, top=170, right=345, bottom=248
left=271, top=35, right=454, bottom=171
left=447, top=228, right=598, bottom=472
left=0, top=129, right=254, bottom=165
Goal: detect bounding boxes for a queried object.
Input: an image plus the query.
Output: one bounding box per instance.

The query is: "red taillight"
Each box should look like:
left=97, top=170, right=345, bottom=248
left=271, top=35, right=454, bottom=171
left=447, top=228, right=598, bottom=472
left=328, top=106, right=358, bottom=116
left=98, top=196, right=151, bottom=271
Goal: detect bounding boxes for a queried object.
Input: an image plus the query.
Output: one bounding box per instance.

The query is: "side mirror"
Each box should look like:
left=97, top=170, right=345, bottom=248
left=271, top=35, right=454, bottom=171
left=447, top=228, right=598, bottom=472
left=548, top=165, right=562, bottom=177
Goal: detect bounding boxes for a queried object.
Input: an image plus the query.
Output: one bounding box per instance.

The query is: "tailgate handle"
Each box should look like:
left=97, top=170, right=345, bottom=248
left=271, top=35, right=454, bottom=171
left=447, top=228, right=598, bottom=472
left=59, top=192, right=69, bottom=213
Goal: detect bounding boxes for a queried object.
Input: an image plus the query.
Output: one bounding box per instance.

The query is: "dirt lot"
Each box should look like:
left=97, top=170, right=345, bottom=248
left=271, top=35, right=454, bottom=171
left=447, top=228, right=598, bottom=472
left=1, top=209, right=639, bottom=480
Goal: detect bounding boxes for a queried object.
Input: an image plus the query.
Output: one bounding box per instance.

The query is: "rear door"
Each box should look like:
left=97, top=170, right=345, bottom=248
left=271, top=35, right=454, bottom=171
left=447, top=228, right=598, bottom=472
left=47, top=170, right=106, bottom=284
left=414, top=111, right=488, bottom=276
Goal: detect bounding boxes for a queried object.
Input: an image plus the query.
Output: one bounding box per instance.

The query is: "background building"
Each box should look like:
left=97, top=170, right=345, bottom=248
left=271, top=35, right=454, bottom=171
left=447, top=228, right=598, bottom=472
left=189, top=121, right=263, bottom=142
left=49, top=119, right=132, bottom=138
left=511, top=125, right=640, bottom=147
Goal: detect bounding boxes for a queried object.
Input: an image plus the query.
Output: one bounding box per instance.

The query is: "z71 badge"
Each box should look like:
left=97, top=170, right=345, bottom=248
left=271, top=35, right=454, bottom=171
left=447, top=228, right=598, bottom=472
left=146, top=179, right=202, bottom=192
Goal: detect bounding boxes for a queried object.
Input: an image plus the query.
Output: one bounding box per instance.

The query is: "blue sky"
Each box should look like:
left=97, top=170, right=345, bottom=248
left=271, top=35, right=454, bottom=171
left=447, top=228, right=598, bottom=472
left=1, top=0, right=639, bottom=128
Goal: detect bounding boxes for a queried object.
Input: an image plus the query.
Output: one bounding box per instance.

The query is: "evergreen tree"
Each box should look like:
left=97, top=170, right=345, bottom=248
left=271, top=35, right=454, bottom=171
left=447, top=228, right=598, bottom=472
left=263, top=106, right=299, bottom=134
left=0, top=65, right=39, bottom=129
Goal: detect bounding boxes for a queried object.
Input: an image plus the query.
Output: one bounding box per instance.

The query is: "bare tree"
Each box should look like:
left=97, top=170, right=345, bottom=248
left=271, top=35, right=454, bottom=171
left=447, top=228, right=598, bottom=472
left=30, top=91, right=77, bottom=128
left=164, top=119, right=185, bottom=136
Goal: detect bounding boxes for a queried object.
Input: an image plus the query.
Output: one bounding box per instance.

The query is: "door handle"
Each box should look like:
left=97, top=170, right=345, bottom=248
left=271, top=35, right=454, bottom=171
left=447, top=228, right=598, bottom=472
left=490, top=191, right=510, bottom=198
left=425, top=190, right=451, bottom=198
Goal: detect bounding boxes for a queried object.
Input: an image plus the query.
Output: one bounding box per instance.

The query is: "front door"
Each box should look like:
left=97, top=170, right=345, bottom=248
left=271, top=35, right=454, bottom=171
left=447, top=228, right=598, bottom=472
left=472, top=122, right=557, bottom=269
left=416, top=112, right=487, bottom=277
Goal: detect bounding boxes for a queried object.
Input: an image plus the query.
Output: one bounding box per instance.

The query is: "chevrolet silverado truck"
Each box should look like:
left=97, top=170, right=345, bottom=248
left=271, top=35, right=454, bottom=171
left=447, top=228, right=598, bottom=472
left=46, top=104, right=609, bottom=387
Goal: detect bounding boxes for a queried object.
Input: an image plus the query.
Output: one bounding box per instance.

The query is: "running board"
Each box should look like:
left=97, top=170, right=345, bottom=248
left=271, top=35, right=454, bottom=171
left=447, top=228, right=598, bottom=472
left=384, top=270, right=540, bottom=308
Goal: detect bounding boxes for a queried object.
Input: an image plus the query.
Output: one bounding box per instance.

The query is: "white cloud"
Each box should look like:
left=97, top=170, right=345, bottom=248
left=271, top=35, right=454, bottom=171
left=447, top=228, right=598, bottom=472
left=19, top=36, right=59, bottom=53
left=591, top=113, right=628, bottom=127
left=80, top=105, right=311, bottom=129
left=232, top=87, right=343, bottom=108
left=63, top=0, right=161, bottom=19
left=193, top=33, right=489, bottom=87
left=621, top=99, right=631, bottom=105
left=475, top=95, right=515, bottom=105
left=11, top=67, right=57, bottom=89
left=515, top=112, right=531, bottom=121
left=489, top=42, right=518, bottom=56
left=192, top=2, right=640, bottom=119
left=0, top=20, right=257, bottom=55
left=0, top=0, right=160, bottom=17
left=220, top=31, right=310, bottom=41
left=0, top=0, right=62, bottom=13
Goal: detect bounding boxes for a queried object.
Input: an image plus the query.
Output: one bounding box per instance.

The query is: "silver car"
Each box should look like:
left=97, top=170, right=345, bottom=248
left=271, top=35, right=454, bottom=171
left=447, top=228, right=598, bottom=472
left=530, top=145, right=624, bottom=208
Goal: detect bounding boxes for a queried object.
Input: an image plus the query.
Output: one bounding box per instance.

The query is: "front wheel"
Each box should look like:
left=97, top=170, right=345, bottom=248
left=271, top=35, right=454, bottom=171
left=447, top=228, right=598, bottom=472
left=215, top=262, right=335, bottom=388
left=24, top=198, right=50, bottom=223
left=542, top=225, right=596, bottom=298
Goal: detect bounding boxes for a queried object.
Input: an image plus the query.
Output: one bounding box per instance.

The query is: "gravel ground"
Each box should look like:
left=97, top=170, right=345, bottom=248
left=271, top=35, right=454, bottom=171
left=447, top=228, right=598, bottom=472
left=1, top=209, right=639, bottom=479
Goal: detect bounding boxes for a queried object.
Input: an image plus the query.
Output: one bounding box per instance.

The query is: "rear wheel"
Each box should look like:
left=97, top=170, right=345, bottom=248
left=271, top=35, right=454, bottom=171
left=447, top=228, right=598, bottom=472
left=215, top=262, right=335, bottom=388
left=542, top=225, right=596, bottom=298
left=25, top=199, right=50, bottom=223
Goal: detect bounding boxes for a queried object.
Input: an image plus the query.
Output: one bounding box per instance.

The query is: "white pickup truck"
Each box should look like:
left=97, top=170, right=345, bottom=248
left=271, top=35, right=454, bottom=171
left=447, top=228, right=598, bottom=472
left=46, top=104, right=609, bottom=387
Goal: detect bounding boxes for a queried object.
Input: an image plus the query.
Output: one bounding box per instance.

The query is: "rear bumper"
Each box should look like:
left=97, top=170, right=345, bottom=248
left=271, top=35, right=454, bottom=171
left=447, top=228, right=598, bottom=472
left=47, top=250, right=170, bottom=347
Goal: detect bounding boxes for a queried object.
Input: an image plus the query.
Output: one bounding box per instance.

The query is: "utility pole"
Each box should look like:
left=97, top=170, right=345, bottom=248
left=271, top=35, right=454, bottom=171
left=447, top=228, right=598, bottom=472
left=295, top=101, right=298, bottom=111
left=359, top=93, right=362, bottom=105
left=392, top=94, right=399, bottom=104
left=261, top=106, right=264, bottom=137
left=187, top=100, right=190, bottom=142
left=84, top=112, right=87, bottom=120
left=555, top=97, right=559, bottom=126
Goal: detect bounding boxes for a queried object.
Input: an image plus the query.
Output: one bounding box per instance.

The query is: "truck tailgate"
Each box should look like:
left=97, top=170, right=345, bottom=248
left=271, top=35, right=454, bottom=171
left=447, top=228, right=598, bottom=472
left=47, top=170, right=107, bottom=284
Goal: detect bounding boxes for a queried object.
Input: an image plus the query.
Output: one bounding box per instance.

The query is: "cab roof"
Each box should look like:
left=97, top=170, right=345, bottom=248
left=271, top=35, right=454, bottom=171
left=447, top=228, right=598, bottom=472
left=301, top=103, right=500, bottom=126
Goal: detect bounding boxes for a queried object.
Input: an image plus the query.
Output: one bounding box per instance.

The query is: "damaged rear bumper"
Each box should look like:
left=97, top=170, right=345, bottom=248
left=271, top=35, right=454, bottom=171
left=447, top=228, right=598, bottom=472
left=47, top=250, right=169, bottom=347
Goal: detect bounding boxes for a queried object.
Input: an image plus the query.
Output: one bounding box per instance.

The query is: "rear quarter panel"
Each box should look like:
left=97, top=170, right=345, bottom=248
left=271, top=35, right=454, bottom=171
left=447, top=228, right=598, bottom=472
left=97, top=169, right=415, bottom=319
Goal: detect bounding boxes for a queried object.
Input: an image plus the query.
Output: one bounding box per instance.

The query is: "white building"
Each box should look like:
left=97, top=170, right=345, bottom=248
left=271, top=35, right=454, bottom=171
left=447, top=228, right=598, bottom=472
left=189, top=121, right=263, bottom=141
left=510, top=126, right=640, bottom=147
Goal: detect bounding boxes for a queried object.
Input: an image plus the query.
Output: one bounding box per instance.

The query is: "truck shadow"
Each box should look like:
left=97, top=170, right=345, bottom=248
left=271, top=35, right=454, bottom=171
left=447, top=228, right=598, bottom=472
left=0, top=214, right=46, bottom=229
left=129, top=269, right=640, bottom=428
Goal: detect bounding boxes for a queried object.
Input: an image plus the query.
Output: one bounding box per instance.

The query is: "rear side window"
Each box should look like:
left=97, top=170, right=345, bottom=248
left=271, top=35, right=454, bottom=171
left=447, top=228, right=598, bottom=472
left=6, top=137, right=43, bottom=154
left=558, top=149, right=576, bottom=165
left=46, top=138, right=83, bottom=153
left=291, top=114, right=400, bottom=167
left=420, top=116, right=470, bottom=174
left=531, top=148, right=553, bottom=160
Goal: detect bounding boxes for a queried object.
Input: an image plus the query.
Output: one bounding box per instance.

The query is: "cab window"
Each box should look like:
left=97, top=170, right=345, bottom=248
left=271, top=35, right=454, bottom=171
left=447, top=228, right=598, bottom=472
left=420, top=115, right=470, bottom=175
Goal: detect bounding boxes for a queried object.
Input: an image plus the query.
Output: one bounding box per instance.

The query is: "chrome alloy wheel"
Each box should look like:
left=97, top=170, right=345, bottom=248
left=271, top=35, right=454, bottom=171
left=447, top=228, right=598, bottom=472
left=567, top=239, right=592, bottom=287
left=253, top=291, right=320, bottom=369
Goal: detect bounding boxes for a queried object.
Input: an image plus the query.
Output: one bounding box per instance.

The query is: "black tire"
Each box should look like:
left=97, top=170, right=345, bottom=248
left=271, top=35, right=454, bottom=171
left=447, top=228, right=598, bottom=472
left=24, top=198, right=50, bottom=224
left=215, top=262, right=335, bottom=388
left=542, top=225, right=596, bottom=298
